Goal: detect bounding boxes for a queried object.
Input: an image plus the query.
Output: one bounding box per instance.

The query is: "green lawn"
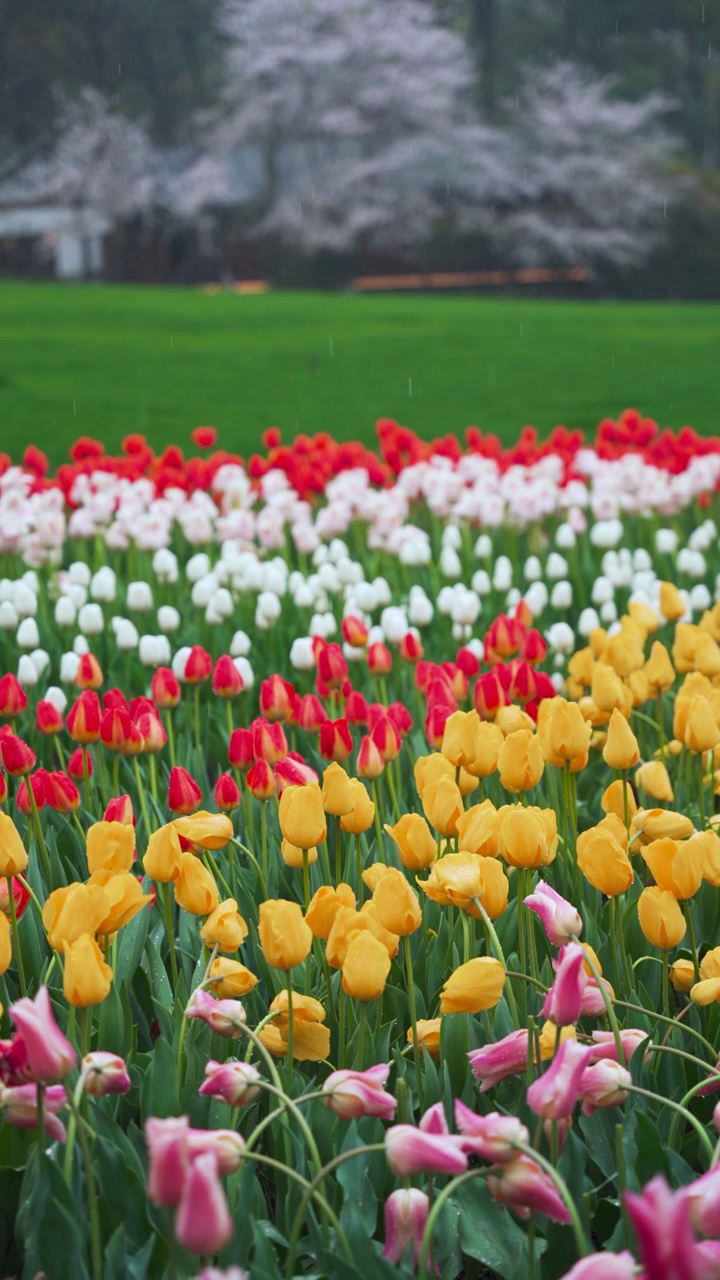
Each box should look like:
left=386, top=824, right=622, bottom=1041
left=0, top=282, right=718, bottom=464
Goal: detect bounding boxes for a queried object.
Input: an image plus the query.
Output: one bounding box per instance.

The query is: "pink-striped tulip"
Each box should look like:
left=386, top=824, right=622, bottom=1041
left=146, top=1116, right=191, bottom=1207
left=558, top=1254, right=636, bottom=1280
left=187, top=1127, right=245, bottom=1175
left=199, top=1060, right=261, bottom=1107
left=454, top=1100, right=528, bottom=1163
left=467, top=1030, right=529, bottom=1092
left=80, top=1052, right=131, bottom=1097
left=487, top=1155, right=571, bottom=1223
left=0, top=1082, right=67, bottom=1143
left=322, top=1064, right=397, bottom=1120
left=382, top=1189, right=430, bottom=1267
left=625, top=1176, right=701, bottom=1280
left=9, top=986, right=76, bottom=1083
left=579, top=976, right=614, bottom=1018
left=385, top=1124, right=467, bottom=1177
left=526, top=1039, right=594, bottom=1120
left=524, top=881, right=582, bottom=946
left=579, top=1061, right=631, bottom=1116
left=589, top=1029, right=650, bottom=1065
left=542, top=942, right=586, bottom=1027
left=175, top=1152, right=233, bottom=1257
left=681, top=1165, right=720, bottom=1239
left=185, top=988, right=247, bottom=1038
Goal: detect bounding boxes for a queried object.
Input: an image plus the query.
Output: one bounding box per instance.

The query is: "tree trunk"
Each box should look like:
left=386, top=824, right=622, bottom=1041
left=467, top=0, right=497, bottom=114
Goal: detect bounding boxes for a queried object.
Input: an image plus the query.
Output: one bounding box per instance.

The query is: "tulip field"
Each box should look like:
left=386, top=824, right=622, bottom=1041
left=5, top=410, right=720, bottom=1279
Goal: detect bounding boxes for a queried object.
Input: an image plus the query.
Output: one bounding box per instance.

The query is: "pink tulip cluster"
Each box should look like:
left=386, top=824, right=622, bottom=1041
left=145, top=1115, right=245, bottom=1256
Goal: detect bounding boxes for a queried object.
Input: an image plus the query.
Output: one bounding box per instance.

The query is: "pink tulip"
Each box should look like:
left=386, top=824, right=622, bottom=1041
left=187, top=1127, right=245, bottom=1175
left=558, top=1254, right=636, bottom=1280
left=681, top=1165, right=720, bottom=1239
left=0, top=1032, right=34, bottom=1086
left=625, top=1176, right=703, bottom=1280
left=80, top=1052, right=131, bottom=1098
left=454, top=1100, right=528, bottom=1163
left=199, top=1061, right=261, bottom=1107
left=579, top=976, right=614, bottom=1018
left=146, top=1116, right=191, bottom=1207
left=322, top=1064, right=397, bottom=1120
left=542, top=942, right=587, bottom=1027
left=542, top=1114, right=573, bottom=1158
left=467, top=1029, right=529, bottom=1091
left=579, top=1061, right=631, bottom=1116
left=697, top=1056, right=720, bottom=1098
left=419, top=1101, right=450, bottom=1134
left=175, top=1152, right=233, bottom=1256
left=524, top=881, right=582, bottom=946
left=526, top=1039, right=593, bottom=1120
left=0, top=1082, right=67, bottom=1143
left=9, top=986, right=76, bottom=1083
left=714, top=1100, right=720, bottom=1132
left=487, top=1155, right=571, bottom=1223
left=382, top=1189, right=430, bottom=1267
left=185, top=988, right=247, bottom=1038
left=589, top=1029, right=650, bottom=1065
left=385, top=1124, right=467, bottom=1177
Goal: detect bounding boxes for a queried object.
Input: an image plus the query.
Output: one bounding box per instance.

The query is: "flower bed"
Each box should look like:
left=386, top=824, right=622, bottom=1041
left=1, top=413, right=720, bottom=1280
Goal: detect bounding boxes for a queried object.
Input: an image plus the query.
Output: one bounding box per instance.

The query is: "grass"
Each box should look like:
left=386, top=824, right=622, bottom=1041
left=0, top=281, right=718, bottom=464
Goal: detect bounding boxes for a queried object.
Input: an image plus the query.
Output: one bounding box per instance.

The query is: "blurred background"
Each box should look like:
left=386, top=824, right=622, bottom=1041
left=0, top=0, right=718, bottom=458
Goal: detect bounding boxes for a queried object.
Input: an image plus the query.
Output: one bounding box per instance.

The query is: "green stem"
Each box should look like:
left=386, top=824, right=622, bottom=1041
left=242, top=1150, right=352, bottom=1263
left=162, top=883, right=179, bottom=987
left=683, top=901, right=701, bottom=982
left=662, top=949, right=670, bottom=1017
left=571, top=932, right=625, bottom=1068
left=285, top=969, right=294, bottom=1090
left=132, top=756, right=152, bottom=839
left=261, top=803, right=268, bottom=885
left=231, top=838, right=269, bottom=902
left=473, top=897, right=520, bottom=1029
left=628, top=1082, right=714, bottom=1166
left=404, top=934, right=423, bottom=1110
left=193, top=686, right=201, bottom=754
left=28, top=780, right=51, bottom=881
left=75, top=1098, right=103, bottom=1280
left=357, top=1002, right=367, bottom=1068
left=284, top=1144, right=385, bottom=1280
left=513, top=1142, right=589, bottom=1257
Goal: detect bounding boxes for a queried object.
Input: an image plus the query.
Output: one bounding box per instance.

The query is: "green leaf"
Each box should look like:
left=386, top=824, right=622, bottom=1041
left=116, top=900, right=151, bottom=984
left=440, top=1012, right=469, bottom=1097
left=36, top=1159, right=90, bottom=1280
left=143, top=935, right=173, bottom=1008
left=455, top=1179, right=545, bottom=1280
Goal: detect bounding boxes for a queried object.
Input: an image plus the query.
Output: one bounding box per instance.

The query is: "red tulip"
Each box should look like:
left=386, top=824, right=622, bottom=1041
left=168, top=766, right=202, bottom=815
left=135, top=710, right=167, bottom=755
left=521, top=629, right=548, bottom=664
left=474, top=671, right=508, bottom=720
left=387, top=702, right=413, bottom=737
left=399, top=633, right=423, bottom=663
left=35, top=700, right=63, bottom=736
left=317, top=643, right=348, bottom=690
left=151, top=668, right=181, bottom=710
left=356, top=735, right=385, bottom=780
left=259, top=674, right=295, bottom=722
left=184, top=646, right=212, bottom=685
left=16, top=770, right=48, bottom=814
left=103, top=688, right=130, bottom=712
left=75, top=652, right=103, bottom=691
left=297, top=694, right=328, bottom=733
left=0, top=674, right=27, bottom=719
left=319, top=718, right=353, bottom=763
left=101, top=707, right=132, bottom=753
left=425, top=705, right=452, bottom=749
left=344, top=691, right=369, bottom=726
left=0, top=876, right=30, bottom=923
left=275, top=754, right=319, bottom=790
left=104, top=794, right=135, bottom=826
left=67, top=748, right=92, bottom=781
left=228, top=728, right=254, bottom=772
left=66, top=692, right=102, bottom=744
left=214, top=772, right=241, bottom=811
left=367, top=642, right=392, bottom=676
left=212, top=655, right=244, bottom=700
left=342, top=616, right=369, bottom=648
left=372, top=715, right=402, bottom=763
left=251, top=717, right=287, bottom=765
left=191, top=425, right=217, bottom=448
left=0, top=733, right=37, bottom=777
left=455, top=647, right=481, bottom=678
left=246, top=759, right=276, bottom=800
left=44, top=772, right=80, bottom=814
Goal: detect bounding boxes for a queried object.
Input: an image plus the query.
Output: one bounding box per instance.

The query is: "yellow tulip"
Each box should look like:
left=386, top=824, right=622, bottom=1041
left=684, top=698, right=720, bottom=753
left=0, top=812, right=28, bottom=878
left=497, top=729, right=544, bottom=793
left=455, top=800, right=501, bottom=859
left=576, top=816, right=633, bottom=896
left=691, top=948, right=720, bottom=1006
left=642, top=837, right=703, bottom=900
left=172, top=811, right=234, bottom=850
left=669, top=958, right=695, bottom=992
left=200, top=898, right=249, bottom=952
left=258, top=899, right=312, bottom=969
left=341, top=933, right=391, bottom=1001
left=173, top=852, right=220, bottom=916
left=634, top=761, right=673, bottom=803
left=688, top=829, right=720, bottom=887
left=269, top=989, right=326, bottom=1035
left=371, top=867, right=421, bottom=936
left=477, top=856, right=510, bottom=920
left=321, top=762, right=354, bottom=816
left=439, top=957, right=505, bottom=1014
left=86, top=821, right=135, bottom=875
left=280, top=840, right=318, bottom=869
left=499, top=806, right=557, bottom=870
left=601, top=779, right=638, bottom=823
left=602, top=709, right=640, bottom=771
left=659, top=581, right=686, bottom=622
left=43, top=882, right=110, bottom=951
left=537, top=698, right=591, bottom=767
left=407, top=1018, right=441, bottom=1058
left=143, top=824, right=183, bottom=883
left=278, top=784, right=327, bottom=849
left=644, top=641, right=675, bottom=695
left=538, top=1022, right=577, bottom=1061
left=383, top=813, right=437, bottom=871
left=441, top=709, right=482, bottom=769
left=414, top=752, right=454, bottom=798
left=465, top=721, right=504, bottom=779
left=340, top=780, right=375, bottom=835
left=417, top=851, right=484, bottom=910
left=494, top=706, right=535, bottom=736
left=630, top=808, right=695, bottom=845
left=63, top=934, right=113, bottom=1007
left=0, top=913, right=11, bottom=975
left=637, top=886, right=686, bottom=950
left=89, top=870, right=152, bottom=937
left=305, top=884, right=356, bottom=940
left=591, top=663, right=626, bottom=714
left=207, top=956, right=259, bottom=998
left=421, top=775, right=463, bottom=837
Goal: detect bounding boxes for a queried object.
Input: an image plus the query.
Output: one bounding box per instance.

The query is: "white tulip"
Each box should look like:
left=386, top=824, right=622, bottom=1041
left=690, top=584, right=711, bottom=613
left=191, top=574, right=219, bottom=608
left=90, top=567, right=116, bottom=602
left=632, top=549, right=652, bottom=571
left=234, top=656, right=254, bottom=688
left=66, top=583, right=87, bottom=610
left=55, top=596, right=77, bottom=627
left=451, top=590, right=480, bottom=626
left=186, top=553, right=211, bottom=583
left=116, top=620, right=139, bottom=651
left=591, top=577, right=614, bottom=606
left=73, top=634, right=90, bottom=655
left=0, top=602, right=18, bottom=630
left=523, top=556, right=542, bottom=582
left=372, top=577, right=392, bottom=607
left=471, top=570, right=491, bottom=596
left=257, top=590, right=282, bottom=621
left=230, top=630, right=251, bottom=658
left=44, top=685, right=67, bottom=714
left=60, top=651, right=81, bottom=683
left=545, top=622, right=575, bottom=654
left=600, top=600, right=618, bottom=623
left=578, top=607, right=600, bottom=636
left=465, top=638, right=484, bottom=660
left=492, top=557, right=513, bottom=592
left=78, top=603, right=104, bottom=635
left=17, top=654, right=38, bottom=687
left=474, top=534, right=492, bottom=558
left=380, top=606, right=408, bottom=645
left=442, top=524, right=462, bottom=549
left=555, top=523, right=576, bottom=549
left=153, top=548, right=179, bottom=584
left=408, top=593, right=434, bottom=627
left=127, top=581, right=153, bottom=611
left=546, top=553, right=568, bottom=580
left=550, top=672, right=566, bottom=692
left=16, top=618, right=39, bottom=650
left=655, top=528, right=678, bottom=555
left=13, top=584, right=37, bottom=617
left=437, top=587, right=455, bottom=615
left=157, top=605, right=180, bottom=632
left=550, top=580, right=573, bottom=610
left=68, top=561, right=92, bottom=587
left=290, top=637, right=316, bottom=670
left=172, top=646, right=192, bottom=681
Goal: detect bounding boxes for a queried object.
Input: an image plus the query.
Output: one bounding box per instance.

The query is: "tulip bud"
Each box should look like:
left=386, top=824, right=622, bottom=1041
left=0, top=732, right=36, bottom=777
left=468, top=1029, right=529, bottom=1091
left=356, top=734, right=385, bottom=779
left=526, top=1039, right=593, bottom=1120
left=66, top=691, right=101, bottom=745
left=168, top=766, right=202, bottom=816
left=297, top=694, right=328, bottom=733
left=322, top=1063, right=397, bottom=1119
left=151, top=666, right=181, bottom=709
left=579, top=1060, right=631, bottom=1116
left=367, top=642, right=392, bottom=676
left=9, top=985, right=76, bottom=1081
left=67, top=748, right=92, bottom=781
left=637, top=886, right=686, bottom=949
left=251, top=716, right=287, bottom=764
left=75, top=652, right=103, bottom=691
left=80, top=1051, right=131, bottom=1097
left=214, top=772, right=241, bottom=811
left=345, top=690, right=369, bottom=725
left=524, top=881, right=582, bottom=946
left=382, top=1189, right=430, bottom=1268
left=16, top=770, right=47, bottom=814
left=228, top=727, right=254, bottom=771
left=319, top=717, right=353, bottom=763
left=542, top=942, right=586, bottom=1026
left=342, top=616, right=369, bottom=648
left=440, top=957, right=505, bottom=1014
left=454, top=1099, right=529, bottom=1161
left=259, top=673, right=295, bottom=721
left=246, top=759, right=276, bottom=800
left=212, top=654, right=244, bottom=700
left=602, top=709, right=640, bottom=771
left=258, top=899, right=312, bottom=970
left=199, top=1059, right=261, bottom=1106
left=0, top=673, right=27, bottom=718
left=44, top=771, right=80, bottom=814
left=36, top=699, right=64, bottom=735
left=175, top=1152, right=233, bottom=1257
left=317, top=643, right=348, bottom=690
left=184, top=645, right=212, bottom=684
